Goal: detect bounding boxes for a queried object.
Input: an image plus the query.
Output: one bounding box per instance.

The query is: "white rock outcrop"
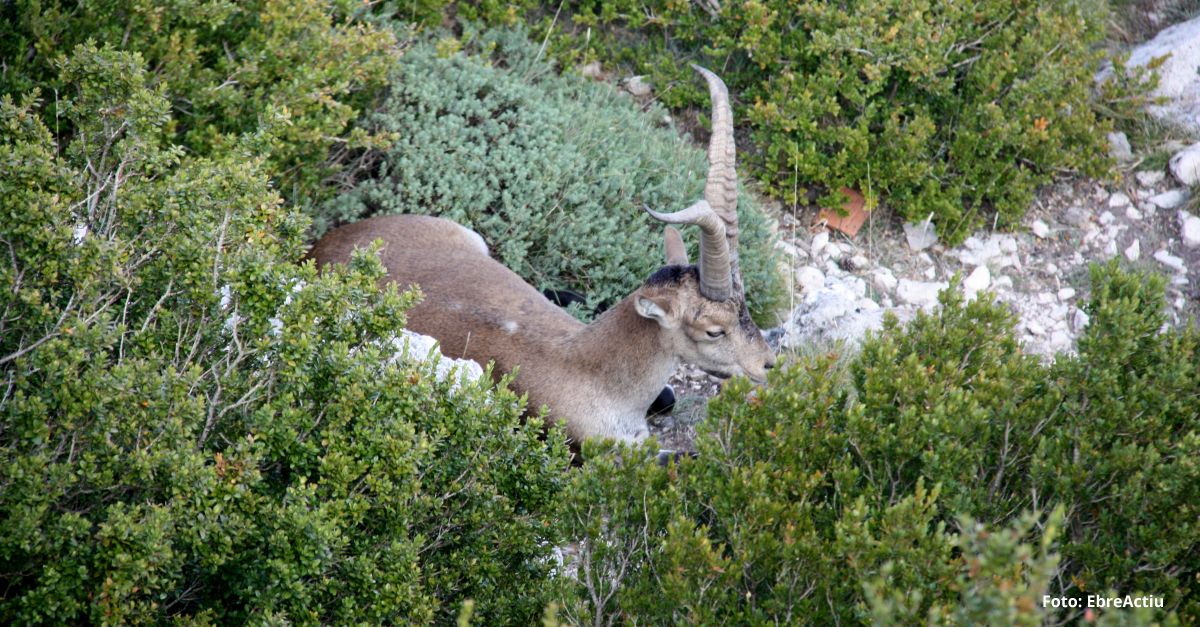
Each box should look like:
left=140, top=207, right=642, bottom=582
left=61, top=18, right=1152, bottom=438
left=1101, top=16, right=1200, bottom=133
left=1170, top=142, right=1200, bottom=186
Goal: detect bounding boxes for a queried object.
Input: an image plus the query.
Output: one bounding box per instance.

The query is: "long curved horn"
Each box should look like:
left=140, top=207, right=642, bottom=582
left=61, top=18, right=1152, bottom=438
left=642, top=65, right=740, bottom=301
left=644, top=201, right=731, bottom=300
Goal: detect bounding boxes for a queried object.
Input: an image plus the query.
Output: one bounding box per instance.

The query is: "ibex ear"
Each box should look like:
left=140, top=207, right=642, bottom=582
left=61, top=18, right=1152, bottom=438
left=663, top=226, right=689, bottom=265
left=635, top=294, right=677, bottom=328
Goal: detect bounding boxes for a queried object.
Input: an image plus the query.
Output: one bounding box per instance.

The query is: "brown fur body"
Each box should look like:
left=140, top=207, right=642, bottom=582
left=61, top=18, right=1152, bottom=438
left=307, top=214, right=704, bottom=442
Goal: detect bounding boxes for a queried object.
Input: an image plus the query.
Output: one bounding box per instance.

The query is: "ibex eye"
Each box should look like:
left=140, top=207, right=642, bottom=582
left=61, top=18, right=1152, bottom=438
left=706, top=329, right=726, bottom=339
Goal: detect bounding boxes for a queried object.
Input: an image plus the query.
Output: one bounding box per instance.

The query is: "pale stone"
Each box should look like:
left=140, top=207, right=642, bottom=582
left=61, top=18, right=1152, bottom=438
left=625, top=75, right=652, bottom=96
left=1057, top=287, right=1076, bottom=301
left=1071, top=309, right=1090, bottom=333
left=1154, top=249, right=1187, bottom=273
left=993, top=275, right=1013, bottom=290
left=903, top=221, right=939, bottom=251
left=1149, top=189, right=1189, bottom=210
left=896, top=279, right=948, bottom=309
left=963, top=265, right=991, bottom=298
left=1169, top=142, right=1200, bottom=186
left=1124, top=239, right=1141, bottom=261
left=1062, top=206, right=1091, bottom=227
left=1179, top=211, right=1200, bottom=248
left=1098, top=16, right=1200, bottom=133
left=1026, top=319, right=1046, bottom=336
left=1108, top=192, right=1131, bottom=208
left=795, top=265, right=826, bottom=293
left=810, top=231, right=829, bottom=256
left=849, top=254, right=870, bottom=270
left=1031, top=219, right=1051, bottom=238
left=1126, top=206, right=1143, bottom=220
left=872, top=268, right=898, bottom=292
left=1136, top=170, right=1165, bottom=187
left=1099, top=210, right=1116, bottom=225
left=1107, top=131, right=1134, bottom=162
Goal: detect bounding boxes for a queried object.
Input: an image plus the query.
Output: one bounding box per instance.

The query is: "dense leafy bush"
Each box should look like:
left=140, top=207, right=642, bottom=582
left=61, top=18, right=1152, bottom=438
left=319, top=27, right=784, bottom=323
left=0, top=0, right=399, bottom=206
left=0, top=43, right=570, bottom=624
left=539, top=0, right=1126, bottom=243
left=560, top=264, right=1198, bottom=624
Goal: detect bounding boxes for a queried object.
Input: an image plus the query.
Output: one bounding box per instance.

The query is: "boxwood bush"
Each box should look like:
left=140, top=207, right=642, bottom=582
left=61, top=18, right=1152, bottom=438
left=560, top=263, right=1198, bottom=624
left=542, top=0, right=1127, bottom=244
left=318, top=27, right=784, bottom=323
left=0, top=43, right=571, bottom=624
left=0, top=0, right=399, bottom=207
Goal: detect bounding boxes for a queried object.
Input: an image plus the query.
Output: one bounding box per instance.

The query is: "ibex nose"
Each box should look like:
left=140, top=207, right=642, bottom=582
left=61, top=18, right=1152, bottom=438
left=764, top=356, right=776, bottom=370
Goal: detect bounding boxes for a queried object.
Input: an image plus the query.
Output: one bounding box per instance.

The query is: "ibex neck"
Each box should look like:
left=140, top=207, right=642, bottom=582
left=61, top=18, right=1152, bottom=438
left=565, top=296, right=678, bottom=402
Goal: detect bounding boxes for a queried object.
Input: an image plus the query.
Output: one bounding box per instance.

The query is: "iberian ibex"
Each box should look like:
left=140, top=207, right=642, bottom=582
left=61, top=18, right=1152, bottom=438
left=307, top=66, right=775, bottom=444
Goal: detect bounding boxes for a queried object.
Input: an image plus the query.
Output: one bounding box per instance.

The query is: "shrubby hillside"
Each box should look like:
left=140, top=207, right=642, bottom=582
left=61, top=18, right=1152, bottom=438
left=1, top=1, right=1197, bottom=625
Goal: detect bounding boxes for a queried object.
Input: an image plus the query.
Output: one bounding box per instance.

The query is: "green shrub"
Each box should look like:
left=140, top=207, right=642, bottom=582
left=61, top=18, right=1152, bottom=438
left=544, top=0, right=1127, bottom=244
left=0, top=0, right=399, bottom=206
left=319, top=27, right=784, bottom=324
left=560, top=263, right=1198, bottom=624
left=0, top=43, right=570, bottom=624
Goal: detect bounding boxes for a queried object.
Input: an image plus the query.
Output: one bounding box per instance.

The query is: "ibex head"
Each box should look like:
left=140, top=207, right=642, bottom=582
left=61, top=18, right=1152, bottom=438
left=636, top=65, right=775, bottom=384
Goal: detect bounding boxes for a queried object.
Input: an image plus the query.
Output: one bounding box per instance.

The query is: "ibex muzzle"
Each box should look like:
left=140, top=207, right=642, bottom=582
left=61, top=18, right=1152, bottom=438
left=306, top=66, right=775, bottom=444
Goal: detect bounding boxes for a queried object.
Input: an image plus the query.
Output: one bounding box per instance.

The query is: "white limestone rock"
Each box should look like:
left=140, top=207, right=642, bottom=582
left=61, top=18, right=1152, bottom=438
left=1136, top=170, right=1165, bottom=187
left=903, top=221, right=939, bottom=251
left=896, top=279, right=948, bottom=310
left=795, top=265, right=826, bottom=294
left=1169, top=142, right=1200, bottom=186
left=1098, top=16, right=1200, bottom=133
left=1149, top=189, right=1189, bottom=210
left=1031, top=219, right=1051, bottom=238
left=625, top=75, right=653, bottom=96
left=963, top=265, right=991, bottom=299
left=1107, top=131, right=1134, bottom=162
left=1179, top=210, right=1200, bottom=248
left=1154, top=249, right=1187, bottom=273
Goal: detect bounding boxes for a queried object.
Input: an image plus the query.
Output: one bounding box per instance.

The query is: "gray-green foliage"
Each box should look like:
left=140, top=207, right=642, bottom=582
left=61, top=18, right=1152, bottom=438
left=319, top=27, right=783, bottom=323
left=0, top=42, right=570, bottom=624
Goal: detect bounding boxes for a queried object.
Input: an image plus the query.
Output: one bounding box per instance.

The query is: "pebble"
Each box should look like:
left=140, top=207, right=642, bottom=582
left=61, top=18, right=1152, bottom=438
left=1108, top=192, right=1131, bottom=208
left=849, top=254, right=870, bottom=270
left=1125, top=206, right=1142, bottom=220
left=1037, top=292, right=1057, bottom=305
left=1031, top=219, right=1051, bottom=238
left=625, top=75, right=653, bottom=96
left=1149, top=189, right=1189, bottom=210
left=896, top=279, right=948, bottom=309
left=963, top=265, right=991, bottom=298
left=993, top=275, right=1014, bottom=290
left=1108, top=131, right=1134, bottom=162
left=903, top=221, right=939, bottom=251
left=810, top=231, right=829, bottom=256
left=1136, top=170, right=1165, bottom=187
left=872, top=268, right=898, bottom=292
left=1098, top=210, right=1116, bottom=225
left=1062, top=206, right=1092, bottom=227
left=1125, top=239, right=1141, bottom=261
left=1071, top=309, right=1090, bottom=332
left=795, top=265, right=825, bottom=293
left=923, top=266, right=937, bottom=279
left=1153, top=249, right=1187, bottom=273
left=1169, top=142, right=1200, bottom=186
left=1179, top=211, right=1200, bottom=248
left=1026, top=320, right=1047, bottom=336
left=1057, top=287, right=1076, bottom=301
